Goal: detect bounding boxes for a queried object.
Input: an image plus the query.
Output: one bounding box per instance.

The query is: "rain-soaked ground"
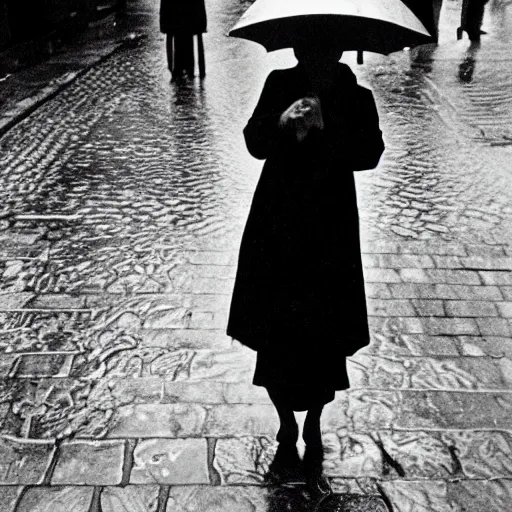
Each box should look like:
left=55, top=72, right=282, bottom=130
left=1, top=0, right=512, bottom=276
left=1, top=0, right=512, bottom=511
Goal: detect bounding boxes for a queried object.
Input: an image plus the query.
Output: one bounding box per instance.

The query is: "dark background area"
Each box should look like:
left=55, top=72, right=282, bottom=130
left=0, top=0, right=127, bottom=70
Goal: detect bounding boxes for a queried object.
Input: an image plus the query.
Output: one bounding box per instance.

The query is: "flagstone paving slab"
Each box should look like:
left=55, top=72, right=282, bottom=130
left=368, top=316, right=483, bottom=336
left=16, top=486, right=94, bottom=512
left=213, top=436, right=274, bottom=484
left=51, top=439, right=125, bottom=485
left=344, top=391, right=398, bottom=431
left=379, top=480, right=453, bottom=512
left=396, top=390, right=512, bottom=430
left=0, top=486, right=23, bottom=512
left=364, top=333, right=512, bottom=358
left=204, top=404, right=277, bottom=438
left=0, top=293, right=35, bottom=310
left=476, top=317, right=511, bottom=337
left=448, top=479, right=512, bottom=512
left=13, top=353, right=74, bottom=378
left=27, top=294, right=86, bottom=310
left=131, top=438, right=209, bottom=484
left=188, top=349, right=254, bottom=382
left=323, top=432, right=383, bottom=480
left=0, top=436, right=55, bottom=485
left=140, top=329, right=233, bottom=351
left=362, top=334, right=462, bottom=357
left=375, top=431, right=454, bottom=479
left=106, top=403, right=208, bottom=438
left=363, top=254, right=436, bottom=269
left=480, top=271, right=512, bottom=286
left=330, top=390, right=512, bottom=432
left=502, top=287, right=512, bottom=300
left=387, top=282, right=504, bottom=300
left=220, top=382, right=269, bottom=405
left=348, top=354, right=512, bottom=390
left=100, top=485, right=160, bottom=512
left=0, top=311, right=91, bottom=354
left=329, top=478, right=380, bottom=495
left=381, top=479, right=512, bottom=512
left=165, top=486, right=268, bottom=512
left=442, top=431, right=512, bottom=479
left=0, top=356, right=17, bottom=378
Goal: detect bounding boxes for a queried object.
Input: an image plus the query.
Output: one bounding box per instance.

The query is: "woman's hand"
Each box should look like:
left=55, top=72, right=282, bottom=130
left=279, top=96, right=324, bottom=142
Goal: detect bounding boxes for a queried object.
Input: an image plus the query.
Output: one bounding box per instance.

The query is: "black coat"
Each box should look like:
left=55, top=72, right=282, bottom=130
left=160, top=0, right=207, bottom=35
left=227, top=64, right=384, bottom=400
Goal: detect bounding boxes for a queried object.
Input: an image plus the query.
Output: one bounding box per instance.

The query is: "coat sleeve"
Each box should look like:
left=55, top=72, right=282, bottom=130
left=324, top=88, right=385, bottom=172
left=243, top=72, right=295, bottom=160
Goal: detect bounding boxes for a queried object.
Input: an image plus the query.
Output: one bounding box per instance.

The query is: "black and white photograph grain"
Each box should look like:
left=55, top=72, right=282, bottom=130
left=1, top=0, right=512, bottom=511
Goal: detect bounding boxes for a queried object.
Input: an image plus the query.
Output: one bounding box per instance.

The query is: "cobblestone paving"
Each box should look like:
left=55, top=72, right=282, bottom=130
left=1, top=0, right=512, bottom=511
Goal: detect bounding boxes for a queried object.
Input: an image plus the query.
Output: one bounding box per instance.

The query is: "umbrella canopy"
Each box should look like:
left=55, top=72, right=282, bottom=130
left=229, top=0, right=432, bottom=54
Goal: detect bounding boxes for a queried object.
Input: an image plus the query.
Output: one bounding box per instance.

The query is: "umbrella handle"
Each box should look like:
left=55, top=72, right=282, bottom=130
left=357, top=50, right=364, bottom=65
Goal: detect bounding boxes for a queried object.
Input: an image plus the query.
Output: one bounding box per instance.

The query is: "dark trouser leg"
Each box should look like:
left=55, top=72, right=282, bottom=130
left=197, top=34, right=206, bottom=78
left=432, top=0, right=443, bottom=42
left=183, top=34, right=195, bottom=77
left=173, top=34, right=184, bottom=76
left=173, top=34, right=194, bottom=77
left=166, top=35, right=174, bottom=74
left=466, top=0, right=489, bottom=39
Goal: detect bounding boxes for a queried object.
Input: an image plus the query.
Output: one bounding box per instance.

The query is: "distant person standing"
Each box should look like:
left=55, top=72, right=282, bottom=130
left=459, top=0, right=490, bottom=41
left=402, top=0, right=443, bottom=42
left=160, top=0, right=207, bottom=80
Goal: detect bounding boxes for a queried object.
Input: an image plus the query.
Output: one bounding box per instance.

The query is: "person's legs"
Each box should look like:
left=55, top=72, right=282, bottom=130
left=267, top=388, right=299, bottom=445
left=172, top=34, right=185, bottom=78
left=432, top=0, right=443, bottom=42
left=197, top=34, right=206, bottom=78
left=303, top=404, right=323, bottom=448
left=166, top=35, right=174, bottom=74
left=465, top=0, right=489, bottom=40
left=183, top=34, right=195, bottom=78
left=303, top=403, right=332, bottom=497
left=266, top=388, right=302, bottom=481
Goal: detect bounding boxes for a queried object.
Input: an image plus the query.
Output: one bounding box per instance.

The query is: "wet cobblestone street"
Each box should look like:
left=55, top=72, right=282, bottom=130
left=1, top=0, right=512, bottom=510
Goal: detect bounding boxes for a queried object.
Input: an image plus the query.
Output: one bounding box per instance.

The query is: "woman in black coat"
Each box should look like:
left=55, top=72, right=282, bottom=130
left=160, top=0, right=207, bottom=78
left=227, top=36, right=384, bottom=494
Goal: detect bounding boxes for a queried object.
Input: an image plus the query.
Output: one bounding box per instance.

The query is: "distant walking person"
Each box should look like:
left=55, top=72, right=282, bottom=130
left=160, top=0, right=207, bottom=80
left=458, top=0, right=490, bottom=41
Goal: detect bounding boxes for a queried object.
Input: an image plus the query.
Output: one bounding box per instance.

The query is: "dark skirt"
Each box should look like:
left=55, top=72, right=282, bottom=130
left=253, top=340, right=350, bottom=411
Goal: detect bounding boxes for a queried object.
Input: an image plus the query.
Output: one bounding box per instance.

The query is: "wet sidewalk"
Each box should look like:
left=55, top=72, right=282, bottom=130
left=0, top=1, right=151, bottom=137
left=1, top=0, right=512, bottom=511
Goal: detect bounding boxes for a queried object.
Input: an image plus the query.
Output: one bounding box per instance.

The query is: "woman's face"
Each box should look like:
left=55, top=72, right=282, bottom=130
left=293, top=38, right=343, bottom=74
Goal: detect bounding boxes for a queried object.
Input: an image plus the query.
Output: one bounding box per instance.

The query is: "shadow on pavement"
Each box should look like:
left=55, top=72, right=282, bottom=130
left=266, top=487, right=390, bottom=512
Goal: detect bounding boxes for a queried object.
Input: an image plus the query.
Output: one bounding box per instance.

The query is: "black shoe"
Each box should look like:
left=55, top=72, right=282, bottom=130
left=303, top=444, right=332, bottom=499
left=463, top=27, right=487, bottom=42
left=266, top=443, right=304, bottom=484
left=307, top=473, right=332, bottom=500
